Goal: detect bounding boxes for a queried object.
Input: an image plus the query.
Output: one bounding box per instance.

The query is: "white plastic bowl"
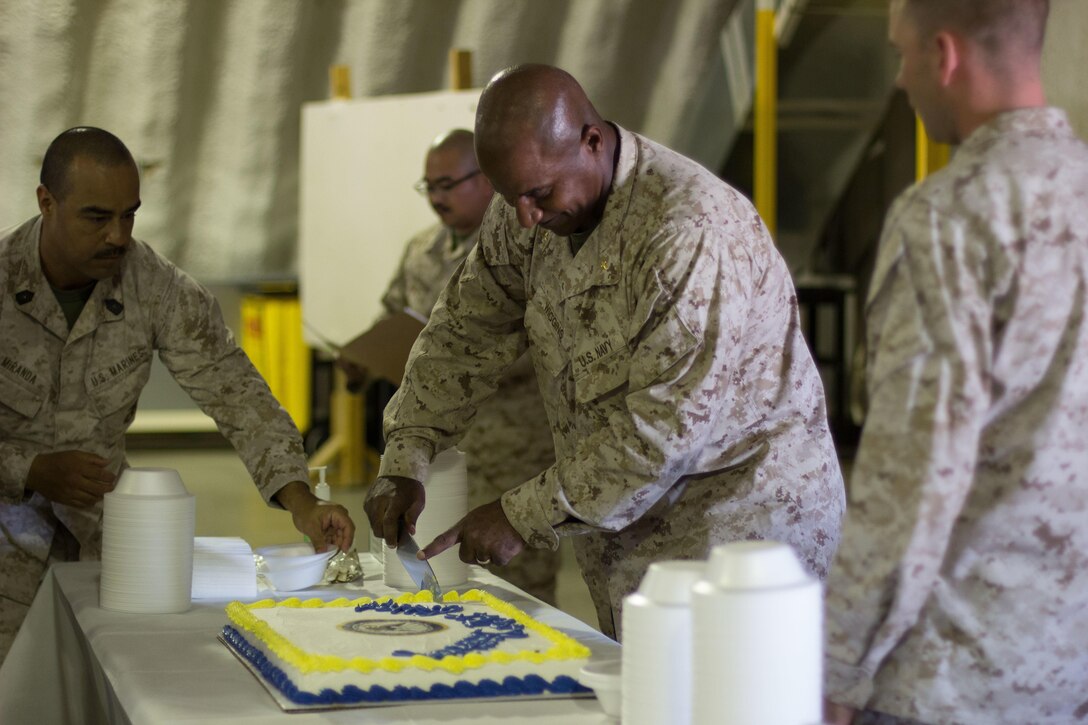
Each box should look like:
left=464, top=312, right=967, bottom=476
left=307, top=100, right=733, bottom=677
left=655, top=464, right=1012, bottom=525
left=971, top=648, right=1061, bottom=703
left=114, top=467, right=188, bottom=496
left=580, top=659, right=621, bottom=719
left=256, top=543, right=336, bottom=591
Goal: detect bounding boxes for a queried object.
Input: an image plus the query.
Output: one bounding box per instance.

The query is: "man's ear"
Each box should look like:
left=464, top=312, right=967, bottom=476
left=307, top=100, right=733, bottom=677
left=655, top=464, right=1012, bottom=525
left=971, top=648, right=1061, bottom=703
left=36, top=184, right=53, bottom=216
left=582, top=124, right=604, bottom=155
left=934, top=30, right=962, bottom=87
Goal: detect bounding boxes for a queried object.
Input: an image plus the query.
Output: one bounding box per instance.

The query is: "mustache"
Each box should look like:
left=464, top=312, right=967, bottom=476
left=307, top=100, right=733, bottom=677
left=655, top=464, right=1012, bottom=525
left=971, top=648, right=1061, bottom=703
left=431, top=203, right=451, bottom=214
left=94, top=247, right=128, bottom=260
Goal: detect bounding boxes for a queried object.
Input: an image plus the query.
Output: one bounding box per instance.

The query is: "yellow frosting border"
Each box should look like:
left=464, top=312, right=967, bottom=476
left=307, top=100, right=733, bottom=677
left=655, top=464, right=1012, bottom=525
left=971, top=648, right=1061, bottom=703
left=226, top=589, right=591, bottom=676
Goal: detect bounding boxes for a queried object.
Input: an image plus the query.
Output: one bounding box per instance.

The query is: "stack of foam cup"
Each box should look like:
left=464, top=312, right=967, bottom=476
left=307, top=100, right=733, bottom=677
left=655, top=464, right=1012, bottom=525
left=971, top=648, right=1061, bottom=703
left=369, top=529, right=384, bottom=564
left=100, top=467, right=196, bottom=614
left=691, top=541, right=823, bottom=725
left=384, top=448, right=468, bottom=589
left=622, top=560, right=705, bottom=725
left=368, top=457, right=384, bottom=564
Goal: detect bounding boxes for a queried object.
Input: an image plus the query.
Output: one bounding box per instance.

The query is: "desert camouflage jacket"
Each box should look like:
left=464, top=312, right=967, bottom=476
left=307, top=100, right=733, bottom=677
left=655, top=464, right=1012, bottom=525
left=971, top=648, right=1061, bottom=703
left=824, top=108, right=1088, bottom=724
left=379, top=126, right=844, bottom=625
left=0, top=217, right=308, bottom=601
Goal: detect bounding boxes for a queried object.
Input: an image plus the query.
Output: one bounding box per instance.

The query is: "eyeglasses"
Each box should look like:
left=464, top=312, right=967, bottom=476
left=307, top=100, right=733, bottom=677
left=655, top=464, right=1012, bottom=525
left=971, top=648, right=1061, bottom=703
left=413, top=169, right=481, bottom=196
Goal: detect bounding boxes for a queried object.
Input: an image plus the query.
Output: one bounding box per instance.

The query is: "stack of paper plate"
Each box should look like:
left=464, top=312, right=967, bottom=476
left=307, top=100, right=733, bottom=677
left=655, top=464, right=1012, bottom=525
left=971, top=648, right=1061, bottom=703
left=192, top=537, right=257, bottom=599
left=385, top=447, right=468, bottom=589
left=100, top=467, right=196, bottom=614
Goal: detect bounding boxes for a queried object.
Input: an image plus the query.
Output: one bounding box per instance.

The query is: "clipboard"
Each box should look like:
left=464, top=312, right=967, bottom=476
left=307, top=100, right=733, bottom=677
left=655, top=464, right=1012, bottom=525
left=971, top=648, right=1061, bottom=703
left=337, top=311, right=426, bottom=385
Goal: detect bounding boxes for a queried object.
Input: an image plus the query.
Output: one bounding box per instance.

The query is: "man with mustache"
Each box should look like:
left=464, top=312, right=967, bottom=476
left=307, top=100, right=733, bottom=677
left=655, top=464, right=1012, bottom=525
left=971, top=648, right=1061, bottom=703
left=340, top=129, right=560, bottom=603
left=366, top=65, right=845, bottom=639
left=0, top=127, right=356, bottom=663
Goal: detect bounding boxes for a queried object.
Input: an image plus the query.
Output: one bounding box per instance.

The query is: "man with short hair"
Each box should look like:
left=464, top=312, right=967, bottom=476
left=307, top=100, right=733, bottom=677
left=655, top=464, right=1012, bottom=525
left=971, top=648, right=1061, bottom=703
left=823, top=2, right=1088, bottom=723
left=0, top=127, right=355, bottom=663
left=343, top=129, right=560, bottom=604
left=366, top=64, right=845, bottom=639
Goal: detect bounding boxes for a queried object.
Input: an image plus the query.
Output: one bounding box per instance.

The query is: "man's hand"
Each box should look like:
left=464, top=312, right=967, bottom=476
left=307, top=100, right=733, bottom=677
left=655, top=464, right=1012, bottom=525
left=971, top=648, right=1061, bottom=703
left=274, top=482, right=355, bottom=553
left=26, top=451, right=115, bottom=508
left=336, top=357, right=369, bottom=394
left=420, top=500, right=526, bottom=566
left=824, top=699, right=857, bottom=725
left=364, top=476, right=425, bottom=547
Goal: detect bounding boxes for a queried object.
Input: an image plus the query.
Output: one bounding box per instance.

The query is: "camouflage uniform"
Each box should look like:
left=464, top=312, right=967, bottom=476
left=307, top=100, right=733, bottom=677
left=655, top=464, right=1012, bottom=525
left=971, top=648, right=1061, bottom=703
left=0, top=216, right=309, bottom=661
left=824, top=109, right=1088, bottom=724
left=381, top=126, right=845, bottom=638
left=379, top=224, right=559, bottom=604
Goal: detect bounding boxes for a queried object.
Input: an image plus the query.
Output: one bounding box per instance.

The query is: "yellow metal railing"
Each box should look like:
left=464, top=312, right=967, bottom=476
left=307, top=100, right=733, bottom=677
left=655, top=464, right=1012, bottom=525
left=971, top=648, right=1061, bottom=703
left=754, top=0, right=778, bottom=238
left=915, top=116, right=950, bottom=180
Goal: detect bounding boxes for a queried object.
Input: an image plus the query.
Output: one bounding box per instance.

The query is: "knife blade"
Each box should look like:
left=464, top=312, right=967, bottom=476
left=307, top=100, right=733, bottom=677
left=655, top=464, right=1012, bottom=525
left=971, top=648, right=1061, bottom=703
left=395, top=528, right=442, bottom=599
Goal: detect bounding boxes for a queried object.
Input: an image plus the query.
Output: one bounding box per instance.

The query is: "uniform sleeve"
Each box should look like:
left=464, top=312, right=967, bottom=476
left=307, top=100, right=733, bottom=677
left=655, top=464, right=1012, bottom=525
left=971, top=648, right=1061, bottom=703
left=0, top=443, right=35, bottom=503
left=378, top=239, right=415, bottom=321
left=823, top=197, right=993, bottom=707
left=500, top=224, right=762, bottom=549
left=151, top=266, right=308, bottom=505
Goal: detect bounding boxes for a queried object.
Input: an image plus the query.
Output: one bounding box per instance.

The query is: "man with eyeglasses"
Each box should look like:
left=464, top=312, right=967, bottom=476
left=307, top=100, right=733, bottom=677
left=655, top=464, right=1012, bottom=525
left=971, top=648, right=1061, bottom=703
left=0, top=127, right=356, bottom=664
left=339, top=129, right=561, bottom=604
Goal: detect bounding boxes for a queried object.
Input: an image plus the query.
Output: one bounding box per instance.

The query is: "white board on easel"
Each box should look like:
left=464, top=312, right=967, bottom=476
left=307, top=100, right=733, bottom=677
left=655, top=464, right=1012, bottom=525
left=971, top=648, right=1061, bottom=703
left=298, top=89, right=480, bottom=348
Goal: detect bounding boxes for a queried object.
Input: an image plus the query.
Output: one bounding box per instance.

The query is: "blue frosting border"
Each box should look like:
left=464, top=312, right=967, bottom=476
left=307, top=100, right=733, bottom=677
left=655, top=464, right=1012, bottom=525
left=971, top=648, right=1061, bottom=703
left=222, top=625, right=590, bottom=705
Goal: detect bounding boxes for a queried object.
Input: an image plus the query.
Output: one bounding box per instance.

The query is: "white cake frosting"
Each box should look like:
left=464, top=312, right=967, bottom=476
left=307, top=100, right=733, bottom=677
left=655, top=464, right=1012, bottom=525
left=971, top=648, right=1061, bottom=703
left=222, top=589, right=592, bottom=706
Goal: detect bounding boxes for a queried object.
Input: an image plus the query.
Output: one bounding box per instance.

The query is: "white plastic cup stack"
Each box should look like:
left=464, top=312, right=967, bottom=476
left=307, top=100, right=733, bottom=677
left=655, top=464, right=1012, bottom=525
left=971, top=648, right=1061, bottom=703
left=622, top=560, right=705, bottom=725
left=691, top=541, right=823, bottom=725
left=369, top=530, right=385, bottom=564
left=100, top=467, right=196, bottom=614
left=384, top=448, right=468, bottom=589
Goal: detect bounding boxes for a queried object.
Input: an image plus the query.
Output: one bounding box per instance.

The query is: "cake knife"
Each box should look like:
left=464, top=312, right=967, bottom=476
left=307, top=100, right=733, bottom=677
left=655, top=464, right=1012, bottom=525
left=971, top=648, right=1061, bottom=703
left=395, top=527, right=443, bottom=599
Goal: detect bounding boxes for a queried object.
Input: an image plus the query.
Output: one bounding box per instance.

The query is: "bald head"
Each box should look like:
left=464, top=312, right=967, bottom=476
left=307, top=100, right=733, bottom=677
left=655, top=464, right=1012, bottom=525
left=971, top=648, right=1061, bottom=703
left=41, top=127, right=136, bottom=200
left=429, top=128, right=476, bottom=164
left=475, top=64, right=605, bottom=164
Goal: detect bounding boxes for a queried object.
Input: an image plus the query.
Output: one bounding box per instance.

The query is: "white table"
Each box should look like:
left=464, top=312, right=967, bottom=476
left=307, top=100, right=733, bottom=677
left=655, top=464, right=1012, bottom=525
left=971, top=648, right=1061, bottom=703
left=0, top=559, right=619, bottom=724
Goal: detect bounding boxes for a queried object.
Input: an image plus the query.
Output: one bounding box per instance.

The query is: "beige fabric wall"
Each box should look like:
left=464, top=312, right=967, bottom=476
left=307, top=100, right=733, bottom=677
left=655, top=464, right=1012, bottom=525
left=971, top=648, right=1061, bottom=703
left=1043, top=0, right=1088, bottom=139
left=0, top=0, right=740, bottom=281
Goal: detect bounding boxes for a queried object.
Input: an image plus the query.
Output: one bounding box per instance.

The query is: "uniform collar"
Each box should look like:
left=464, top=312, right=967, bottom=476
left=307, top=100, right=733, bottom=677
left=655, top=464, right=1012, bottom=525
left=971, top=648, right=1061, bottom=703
left=444, top=224, right=479, bottom=263
left=959, top=107, right=1075, bottom=155
left=553, top=123, right=637, bottom=300
left=10, top=216, right=127, bottom=341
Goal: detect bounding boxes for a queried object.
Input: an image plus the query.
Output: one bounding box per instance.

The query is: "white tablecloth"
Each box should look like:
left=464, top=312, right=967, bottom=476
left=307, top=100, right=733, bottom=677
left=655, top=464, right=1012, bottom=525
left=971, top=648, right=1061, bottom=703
left=0, top=558, right=619, bottom=724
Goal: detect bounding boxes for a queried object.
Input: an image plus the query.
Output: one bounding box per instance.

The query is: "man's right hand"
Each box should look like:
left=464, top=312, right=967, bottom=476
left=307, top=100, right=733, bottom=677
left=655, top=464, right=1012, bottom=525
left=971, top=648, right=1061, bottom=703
left=364, top=476, right=425, bottom=547
left=26, top=451, right=116, bottom=508
left=336, top=357, right=369, bottom=394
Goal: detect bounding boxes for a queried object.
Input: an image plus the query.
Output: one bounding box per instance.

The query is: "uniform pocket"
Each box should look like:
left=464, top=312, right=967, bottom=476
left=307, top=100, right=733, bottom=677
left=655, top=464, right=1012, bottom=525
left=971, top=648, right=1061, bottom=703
left=573, top=340, right=629, bottom=404
left=524, top=297, right=568, bottom=380
left=627, top=306, right=699, bottom=392
left=0, top=370, right=44, bottom=419
left=86, top=349, right=152, bottom=418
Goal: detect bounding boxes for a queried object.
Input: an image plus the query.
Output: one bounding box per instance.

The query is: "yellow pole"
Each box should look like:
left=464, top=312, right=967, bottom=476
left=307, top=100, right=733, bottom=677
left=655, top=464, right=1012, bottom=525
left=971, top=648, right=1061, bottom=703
left=306, top=66, right=367, bottom=486
left=754, top=0, right=778, bottom=238
left=329, top=65, right=352, bottom=101
left=449, top=49, right=473, bottom=91
left=915, top=116, right=950, bottom=180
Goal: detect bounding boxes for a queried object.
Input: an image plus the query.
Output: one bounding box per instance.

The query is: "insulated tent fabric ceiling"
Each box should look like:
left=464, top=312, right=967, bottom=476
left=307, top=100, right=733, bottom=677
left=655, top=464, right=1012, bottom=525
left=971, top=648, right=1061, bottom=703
left=0, top=0, right=741, bottom=282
